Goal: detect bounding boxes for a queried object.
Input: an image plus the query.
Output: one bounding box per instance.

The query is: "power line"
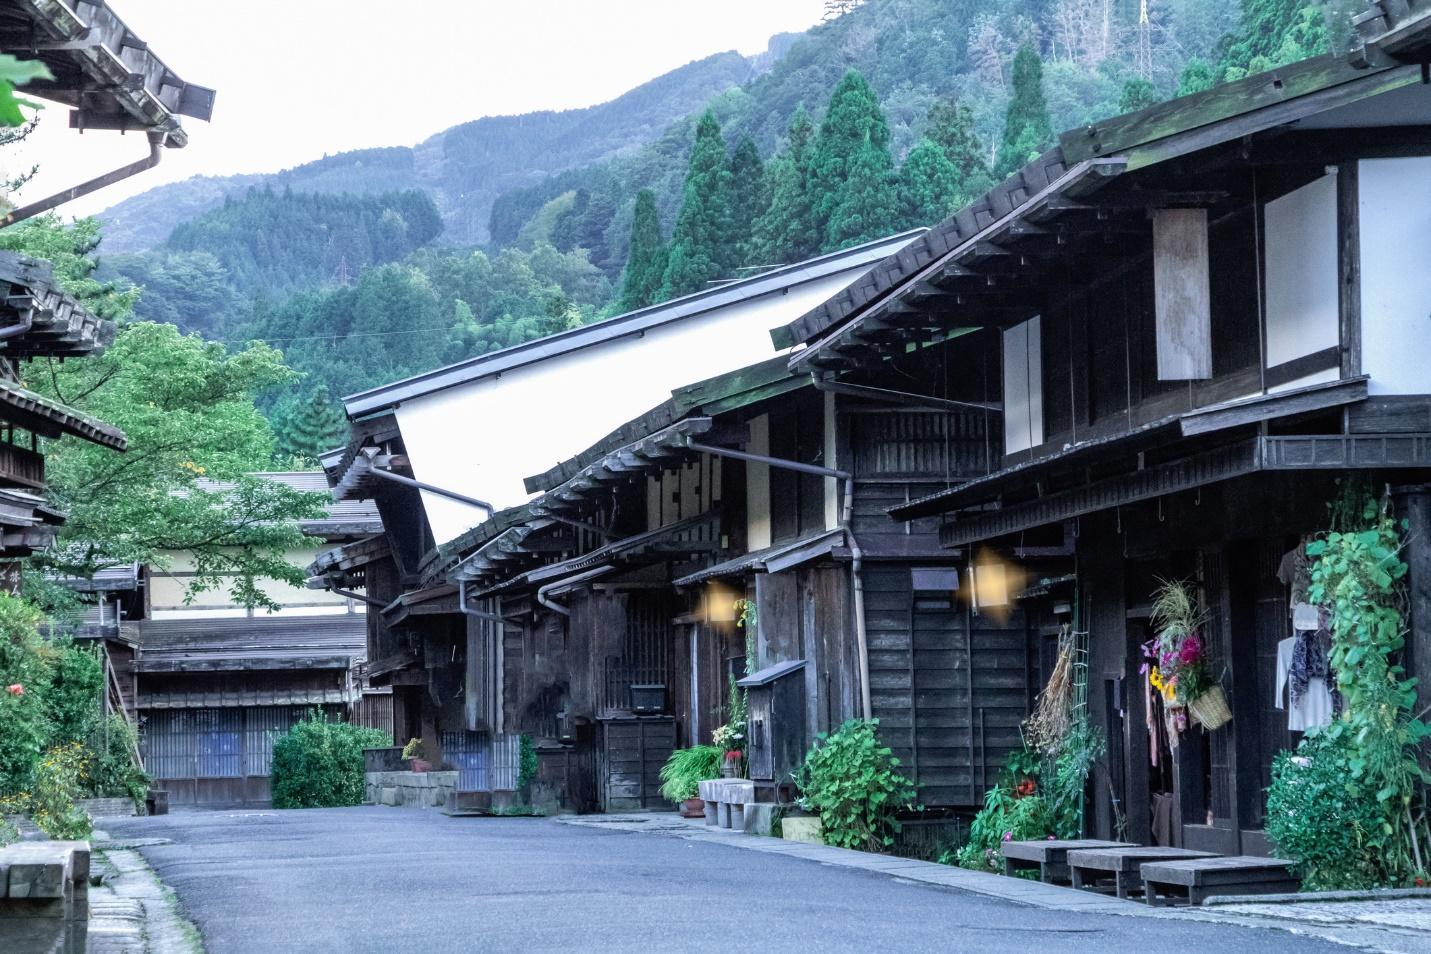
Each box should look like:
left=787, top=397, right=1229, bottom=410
left=220, top=325, right=459, bottom=344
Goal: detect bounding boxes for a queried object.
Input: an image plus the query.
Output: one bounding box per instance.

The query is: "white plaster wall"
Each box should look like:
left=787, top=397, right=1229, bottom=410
left=1360, top=157, right=1431, bottom=396
left=1265, top=172, right=1339, bottom=368
left=1003, top=316, right=1043, bottom=454
left=746, top=414, right=771, bottom=550
left=395, top=268, right=876, bottom=544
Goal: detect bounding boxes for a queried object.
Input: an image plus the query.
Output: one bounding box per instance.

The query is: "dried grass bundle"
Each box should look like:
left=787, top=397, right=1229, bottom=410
left=1025, top=630, right=1074, bottom=755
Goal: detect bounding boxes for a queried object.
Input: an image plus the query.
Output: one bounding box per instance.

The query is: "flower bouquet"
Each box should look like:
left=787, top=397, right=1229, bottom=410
left=1143, top=579, right=1230, bottom=730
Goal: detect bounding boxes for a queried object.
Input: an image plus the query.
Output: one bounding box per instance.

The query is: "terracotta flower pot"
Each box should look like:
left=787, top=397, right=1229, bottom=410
left=681, top=797, right=706, bottom=819
left=408, top=758, right=432, bottom=773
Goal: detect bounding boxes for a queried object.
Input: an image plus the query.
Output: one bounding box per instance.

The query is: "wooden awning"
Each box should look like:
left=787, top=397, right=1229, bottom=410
left=0, top=378, right=126, bottom=449
left=672, top=528, right=847, bottom=587
left=0, top=0, right=214, bottom=146
left=0, top=253, right=116, bottom=359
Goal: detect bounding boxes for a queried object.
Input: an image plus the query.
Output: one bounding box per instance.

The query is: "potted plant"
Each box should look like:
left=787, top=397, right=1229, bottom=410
left=1145, top=580, right=1231, bottom=730
left=401, top=737, right=432, bottom=773
left=658, top=745, right=722, bottom=818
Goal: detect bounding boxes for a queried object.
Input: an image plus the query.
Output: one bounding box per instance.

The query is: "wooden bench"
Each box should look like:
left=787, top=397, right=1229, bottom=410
left=1140, top=855, right=1298, bottom=906
left=698, top=779, right=754, bottom=830
left=1000, top=839, right=1135, bottom=883
left=1067, top=846, right=1217, bottom=898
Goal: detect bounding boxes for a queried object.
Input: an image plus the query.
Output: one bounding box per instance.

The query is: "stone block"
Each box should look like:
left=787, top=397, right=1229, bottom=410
left=379, top=786, right=400, bottom=807
left=743, top=803, right=779, bottom=836
left=7, top=857, right=70, bottom=899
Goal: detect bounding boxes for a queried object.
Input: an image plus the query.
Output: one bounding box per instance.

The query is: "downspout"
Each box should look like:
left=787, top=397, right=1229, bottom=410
left=536, top=565, right=613, bottom=618
left=4, top=131, right=167, bottom=227
left=328, top=584, right=386, bottom=609
left=457, top=579, right=514, bottom=623
left=684, top=437, right=873, bottom=720
left=0, top=306, right=32, bottom=342
left=365, top=462, right=494, bottom=514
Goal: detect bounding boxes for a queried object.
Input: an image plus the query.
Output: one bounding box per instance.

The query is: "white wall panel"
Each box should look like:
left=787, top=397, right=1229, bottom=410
left=1265, top=173, right=1340, bottom=368
left=1360, top=157, right=1431, bottom=396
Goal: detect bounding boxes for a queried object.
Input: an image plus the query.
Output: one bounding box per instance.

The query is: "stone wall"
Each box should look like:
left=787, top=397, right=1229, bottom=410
left=364, top=771, right=458, bottom=808
left=78, top=798, right=138, bottom=819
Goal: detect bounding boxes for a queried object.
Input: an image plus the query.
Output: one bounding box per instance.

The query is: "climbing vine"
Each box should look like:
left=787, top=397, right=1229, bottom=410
left=1267, top=491, right=1430, bottom=887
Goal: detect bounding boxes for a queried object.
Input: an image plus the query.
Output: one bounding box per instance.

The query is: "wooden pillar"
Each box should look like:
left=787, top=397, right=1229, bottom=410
left=1395, top=485, right=1431, bottom=715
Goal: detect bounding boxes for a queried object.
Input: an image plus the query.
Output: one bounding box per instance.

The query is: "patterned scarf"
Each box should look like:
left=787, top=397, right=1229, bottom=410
left=1289, top=628, right=1342, bottom=716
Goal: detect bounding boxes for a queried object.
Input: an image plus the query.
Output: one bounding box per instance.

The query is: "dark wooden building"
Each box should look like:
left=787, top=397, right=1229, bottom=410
left=771, top=5, right=1431, bottom=852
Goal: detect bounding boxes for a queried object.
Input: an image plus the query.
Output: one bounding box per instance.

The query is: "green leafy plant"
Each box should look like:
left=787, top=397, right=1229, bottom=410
left=16, top=741, right=93, bottom=840
left=518, top=734, right=538, bottom=790
left=659, top=745, right=723, bottom=803
left=1266, top=731, right=1392, bottom=890
left=954, top=784, right=1052, bottom=872
left=86, top=713, right=150, bottom=807
left=1046, top=718, right=1105, bottom=839
left=0, top=594, right=53, bottom=796
left=796, top=719, right=918, bottom=852
left=401, top=737, right=427, bottom=761
left=270, top=711, right=391, bottom=809
left=0, top=54, right=50, bottom=127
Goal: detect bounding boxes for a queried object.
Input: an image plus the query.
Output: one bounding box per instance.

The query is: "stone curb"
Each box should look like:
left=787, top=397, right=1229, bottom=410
left=1205, top=888, right=1431, bottom=907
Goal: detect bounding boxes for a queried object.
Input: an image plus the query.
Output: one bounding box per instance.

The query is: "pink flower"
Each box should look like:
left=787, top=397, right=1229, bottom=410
left=1002, top=831, right=1013, bottom=842
left=5, top=683, right=22, bottom=696
left=1047, top=835, right=1056, bottom=840
left=1179, top=634, right=1203, bottom=664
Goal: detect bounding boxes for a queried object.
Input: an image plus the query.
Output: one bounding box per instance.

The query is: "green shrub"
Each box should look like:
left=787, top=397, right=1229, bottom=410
left=86, top=713, right=150, bottom=806
left=658, top=745, right=722, bottom=803
left=796, top=719, right=917, bottom=852
left=270, top=711, right=390, bottom=809
left=0, top=595, right=53, bottom=796
left=1046, top=719, right=1104, bottom=839
left=45, top=642, right=103, bottom=745
left=955, top=785, right=1052, bottom=872
left=518, top=734, right=538, bottom=790
left=22, top=741, right=93, bottom=840
left=1266, top=731, right=1394, bottom=890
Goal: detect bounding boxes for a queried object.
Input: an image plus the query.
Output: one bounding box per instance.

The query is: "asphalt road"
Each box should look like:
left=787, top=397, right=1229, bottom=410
left=106, top=808, right=1345, bottom=954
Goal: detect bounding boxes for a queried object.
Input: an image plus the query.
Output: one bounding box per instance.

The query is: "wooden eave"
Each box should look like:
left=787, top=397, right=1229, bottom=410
left=0, top=377, right=127, bottom=449
left=0, top=0, right=214, bottom=146
left=0, top=253, right=115, bottom=359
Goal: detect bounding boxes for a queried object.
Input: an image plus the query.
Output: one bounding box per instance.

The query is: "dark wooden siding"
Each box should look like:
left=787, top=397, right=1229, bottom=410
left=863, top=564, right=1034, bottom=807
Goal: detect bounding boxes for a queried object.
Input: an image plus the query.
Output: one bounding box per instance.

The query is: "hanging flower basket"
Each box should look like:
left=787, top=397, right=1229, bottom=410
left=1189, top=685, right=1231, bottom=730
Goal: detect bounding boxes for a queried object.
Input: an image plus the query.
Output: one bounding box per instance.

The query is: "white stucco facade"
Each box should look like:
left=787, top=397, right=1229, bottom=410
left=364, top=236, right=919, bottom=544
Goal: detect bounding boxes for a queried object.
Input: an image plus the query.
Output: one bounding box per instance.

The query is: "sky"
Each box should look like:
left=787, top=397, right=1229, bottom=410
left=10, top=0, right=828, bottom=218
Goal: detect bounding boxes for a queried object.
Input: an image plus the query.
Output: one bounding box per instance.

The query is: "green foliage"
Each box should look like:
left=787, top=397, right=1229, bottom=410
left=1046, top=719, right=1105, bottom=838
left=0, top=54, right=50, bottom=127
left=1220, top=0, right=1331, bottom=80
left=85, top=714, right=149, bottom=805
left=1118, top=78, right=1161, bottom=114
left=811, top=71, right=900, bottom=250
left=726, top=136, right=765, bottom=260
left=16, top=742, right=92, bottom=841
left=0, top=595, right=51, bottom=796
left=996, top=44, right=1054, bottom=178
left=955, top=787, right=1052, bottom=871
left=796, top=719, right=917, bottom=852
left=617, top=190, right=668, bottom=312
left=898, top=139, right=962, bottom=228
left=749, top=106, right=820, bottom=264
left=660, top=110, right=736, bottom=299
left=518, top=734, right=539, bottom=790
left=923, top=97, right=992, bottom=203
left=28, top=320, right=325, bottom=608
left=1266, top=731, right=1395, bottom=890
left=1287, top=497, right=1428, bottom=886
left=1177, top=59, right=1217, bottom=95
left=272, top=386, right=348, bottom=464
left=658, top=745, right=723, bottom=803
left=270, top=711, right=391, bottom=809
left=44, top=643, right=103, bottom=746
left=0, top=216, right=139, bottom=321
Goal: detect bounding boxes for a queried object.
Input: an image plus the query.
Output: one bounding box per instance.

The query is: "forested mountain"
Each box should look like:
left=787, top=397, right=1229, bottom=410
left=98, top=189, right=444, bottom=339
left=96, top=51, right=762, bottom=251
left=89, top=0, right=1335, bottom=460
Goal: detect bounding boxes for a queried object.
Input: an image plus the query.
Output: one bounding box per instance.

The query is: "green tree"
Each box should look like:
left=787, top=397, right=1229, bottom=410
left=996, top=43, right=1054, bottom=178
left=1118, top=78, right=1160, bottom=114
left=274, top=386, right=348, bottom=464
left=1220, top=0, right=1331, bottom=79
left=749, top=105, right=820, bottom=265
left=811, top=70, right=900, bottom=251
left=660, top=110, right=735, bottom=299
left=1177, top=59, right=1217, bottom=95
left=726, top=136, right=765, bottom=266
left=898, top=138, right=962, bottom=228
left=617, top=190, right=669, bottom=312
left=925, top=97, right=991, bottom=199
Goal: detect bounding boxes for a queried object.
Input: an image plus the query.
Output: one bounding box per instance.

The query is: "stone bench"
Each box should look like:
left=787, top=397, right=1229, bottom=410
left=698, top=779, right=755, bottom=830
left=1067, top=846, right=1217, bottom=899
left=1000, top=839, right=1135, bottom=883
left=1140, top=855, right=1298, bottom=906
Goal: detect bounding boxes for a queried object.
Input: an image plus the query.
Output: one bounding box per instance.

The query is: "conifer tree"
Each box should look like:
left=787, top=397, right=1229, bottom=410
left=1118, top=77, right=1160, bottom=113
left=811, top=70, right=900, bottom=251
left=749, top=106, right=820, bottom=265
left=726, top=136, right=765, bottom=268
left=898, top=139, right=962, bottom=229
left=995, top=44, right=1054, bottom=179
left=660, top=110, right=734, bottom=299
left=276, top=386, right=347, bottom=463
left=925, top=97, right=992, bottom=199
left=617, top=190, right=668, bottom=312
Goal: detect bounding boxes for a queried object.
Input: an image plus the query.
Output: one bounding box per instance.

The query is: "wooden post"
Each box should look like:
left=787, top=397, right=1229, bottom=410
left=1395, top=485, right=1431, bottom=716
